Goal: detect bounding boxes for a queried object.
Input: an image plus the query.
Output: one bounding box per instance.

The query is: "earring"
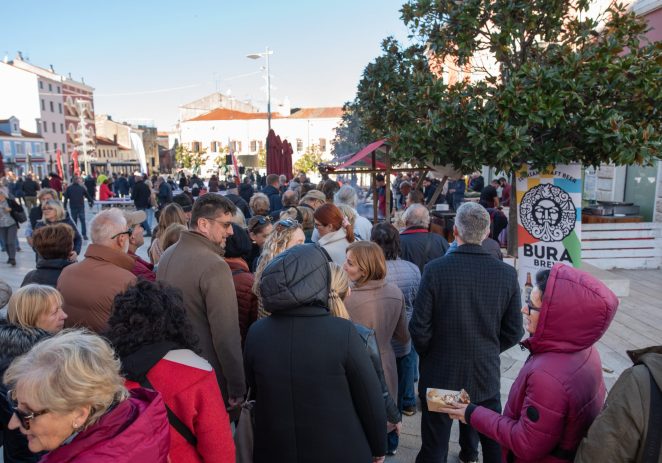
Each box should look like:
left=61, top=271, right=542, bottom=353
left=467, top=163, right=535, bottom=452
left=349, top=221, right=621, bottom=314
left=72, top=422, right=80, bottom=430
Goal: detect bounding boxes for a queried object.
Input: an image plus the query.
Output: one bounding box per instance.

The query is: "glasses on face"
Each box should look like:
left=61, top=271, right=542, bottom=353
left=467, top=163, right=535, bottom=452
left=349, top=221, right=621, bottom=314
left=526, top=303, right=540, bottom=316
left=110, top=227, right=134, bottom=239
left=275, top=218, right=299, bottom=230
left=205, top=217, right=233, bottom=230
left=6, top=389, right=49, bottom=430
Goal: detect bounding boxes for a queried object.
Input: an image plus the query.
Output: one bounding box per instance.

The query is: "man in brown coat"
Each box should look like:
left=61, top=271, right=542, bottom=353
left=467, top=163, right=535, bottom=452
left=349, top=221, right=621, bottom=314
left=157, top=194, right=246, bottom=411
left=57, top=208, right=136, bottom=332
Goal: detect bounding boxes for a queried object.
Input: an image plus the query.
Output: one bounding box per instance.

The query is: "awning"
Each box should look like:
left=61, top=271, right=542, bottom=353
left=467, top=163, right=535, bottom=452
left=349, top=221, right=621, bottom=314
left=337, top=139, right=388, bottom=170
left=15, top=157, right=46, bottom=163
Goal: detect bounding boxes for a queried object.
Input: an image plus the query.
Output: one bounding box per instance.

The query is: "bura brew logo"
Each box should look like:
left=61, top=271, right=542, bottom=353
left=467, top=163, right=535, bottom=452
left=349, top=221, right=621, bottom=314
left=519, top=184, right=576, bottom=243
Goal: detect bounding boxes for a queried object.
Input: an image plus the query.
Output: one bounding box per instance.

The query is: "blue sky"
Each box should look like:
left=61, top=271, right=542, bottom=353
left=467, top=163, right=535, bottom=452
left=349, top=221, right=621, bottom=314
left=3, top=0, right=411, bottom=130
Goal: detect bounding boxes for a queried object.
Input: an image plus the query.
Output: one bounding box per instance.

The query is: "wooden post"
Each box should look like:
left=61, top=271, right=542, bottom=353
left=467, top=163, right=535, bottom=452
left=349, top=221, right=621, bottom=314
left=427, top=176, right=448, bottom=209
left=385, top=146, right=392, bottom=223
left=372, top=150, right=378, bottom=225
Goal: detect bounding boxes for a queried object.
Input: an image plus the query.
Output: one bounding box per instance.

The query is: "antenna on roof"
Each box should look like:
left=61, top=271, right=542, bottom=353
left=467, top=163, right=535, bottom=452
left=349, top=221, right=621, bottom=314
left=16, top=51, right=23, bottom=60
left=49, top=64, right=55, bottom=73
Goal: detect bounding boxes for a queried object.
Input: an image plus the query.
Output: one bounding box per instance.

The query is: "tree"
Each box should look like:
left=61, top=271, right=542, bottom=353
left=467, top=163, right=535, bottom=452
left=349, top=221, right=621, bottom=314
left=175, top=145, right=208, bottom=173
left=354, top=0, right=661, bottom=254
left=294, top=145, right=324, bottom=174
left=331, top=101, right=364, bottom=157
left=257, top=148, right=267, bottom=169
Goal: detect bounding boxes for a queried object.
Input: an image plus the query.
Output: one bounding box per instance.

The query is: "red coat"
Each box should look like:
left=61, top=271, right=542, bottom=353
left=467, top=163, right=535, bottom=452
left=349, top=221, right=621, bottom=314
left=225, top=256, right=258, bottom=347
left=125, top=350, right=235, bottom=463
left=468, top=264, right=618, bottom=462
left=99, top=183, right=114, bottom=200
left=129, top=250, right=156, bottom=282
left=40, top=388, right=169, bottom=463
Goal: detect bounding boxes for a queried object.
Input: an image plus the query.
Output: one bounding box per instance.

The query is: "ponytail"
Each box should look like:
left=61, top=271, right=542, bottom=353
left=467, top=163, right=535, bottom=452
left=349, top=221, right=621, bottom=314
left=329, top=289, right=351, bottom=320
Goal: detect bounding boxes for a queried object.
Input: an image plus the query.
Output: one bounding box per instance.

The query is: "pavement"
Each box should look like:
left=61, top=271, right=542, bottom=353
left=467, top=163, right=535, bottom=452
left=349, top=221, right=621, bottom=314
left=1, top=204, right=661, bottom=462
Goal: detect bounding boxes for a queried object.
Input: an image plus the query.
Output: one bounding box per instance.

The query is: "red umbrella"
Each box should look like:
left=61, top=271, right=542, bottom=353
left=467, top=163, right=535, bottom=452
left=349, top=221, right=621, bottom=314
left=281, top=139, right=293, bottom=180
left=274, top=135, right=283, bottom=177
left=266, top=129, right=277, bottom=175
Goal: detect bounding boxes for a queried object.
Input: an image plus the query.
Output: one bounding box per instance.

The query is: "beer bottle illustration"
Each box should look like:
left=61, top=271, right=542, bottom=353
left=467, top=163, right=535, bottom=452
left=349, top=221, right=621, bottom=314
left=523, top=272, right=533, bottom=303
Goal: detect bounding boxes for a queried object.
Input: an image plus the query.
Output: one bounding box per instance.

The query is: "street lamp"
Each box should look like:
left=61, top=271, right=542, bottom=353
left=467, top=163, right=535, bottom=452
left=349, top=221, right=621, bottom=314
left=246, top=47, right=273, bottom=132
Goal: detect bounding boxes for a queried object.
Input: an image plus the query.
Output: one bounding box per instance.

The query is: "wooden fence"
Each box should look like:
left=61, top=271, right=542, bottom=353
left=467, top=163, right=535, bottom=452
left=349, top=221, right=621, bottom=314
left=582, top=222, right=662, bottom=270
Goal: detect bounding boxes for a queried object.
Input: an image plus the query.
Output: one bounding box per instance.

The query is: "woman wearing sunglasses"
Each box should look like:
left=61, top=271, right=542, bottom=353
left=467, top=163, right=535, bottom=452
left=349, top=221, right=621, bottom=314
left=253, top=218, right=305, bottom=319
left=437, top=265, right=618, bottom=463
left=246, top=215, right=273, bottom=271
left=33, top=199, right=82, bottom=261
left=3, top=330, right=170, bottom=463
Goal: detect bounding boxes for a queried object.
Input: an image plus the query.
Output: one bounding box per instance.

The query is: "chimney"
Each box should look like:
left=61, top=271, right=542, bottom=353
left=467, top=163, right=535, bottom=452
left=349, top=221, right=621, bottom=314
left=49, top=64, right=55, bottom=73
left=16, top=51, right=23, bottom=60
left=113, top=134, right=117, bottom=144
left=68, top=72, right=72, bottom=79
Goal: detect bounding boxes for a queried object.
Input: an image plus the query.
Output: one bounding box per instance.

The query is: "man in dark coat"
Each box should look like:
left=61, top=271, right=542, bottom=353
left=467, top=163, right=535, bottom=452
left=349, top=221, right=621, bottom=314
left=131, top=174, right=153, bottom=236
left=399, top=204, right=449, bottom=274
left=63, top=176, right=94, bottom=240
left=239, top=177, right=254, bottom=203
left=410, top=202, right=523, bottom=463
left=115, top=173, right=130, bottom=198
left=224, top=183, right=251, bottom=218
left=244, top=244, right=387, bottom=463
left=261, top=174, right=283, bottom=213
left=21, top=174, right=40, bottom=209
left=84, top=174, right=96, bottom=200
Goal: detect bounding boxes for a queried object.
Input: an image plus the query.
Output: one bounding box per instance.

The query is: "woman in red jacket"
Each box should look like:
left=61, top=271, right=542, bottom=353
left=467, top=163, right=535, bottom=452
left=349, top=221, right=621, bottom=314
left=106, top=279, right=235, bottom=463
left=98, top=178, right=114, bottom=200
left=439, top=264, right=618, bottom=462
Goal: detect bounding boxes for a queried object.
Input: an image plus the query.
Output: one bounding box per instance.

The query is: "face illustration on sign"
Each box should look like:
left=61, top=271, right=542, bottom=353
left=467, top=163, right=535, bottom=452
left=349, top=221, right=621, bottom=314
left=520, top=184, right=576, bottom=242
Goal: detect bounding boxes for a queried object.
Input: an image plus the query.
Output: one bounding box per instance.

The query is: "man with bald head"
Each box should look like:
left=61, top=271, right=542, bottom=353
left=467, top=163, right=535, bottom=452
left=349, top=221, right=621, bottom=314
left=57, top=208, right=136, bottom=332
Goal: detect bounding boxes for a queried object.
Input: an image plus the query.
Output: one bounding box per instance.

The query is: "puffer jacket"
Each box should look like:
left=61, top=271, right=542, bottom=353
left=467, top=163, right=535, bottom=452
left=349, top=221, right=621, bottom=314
left=575, top=345, right=662, bottom=463
left=40, top=388, right=170, bottom=463
left=385, top=259, right=420, bottom=358
left=225, top=256, right=258, bottom=348
left=0, top=322, right=51, bottom=463
left=467, top=264, right=618, bottom=463
left=244, top=244, right=387, bottom=462
left=317, top=228, right=351, bottom=264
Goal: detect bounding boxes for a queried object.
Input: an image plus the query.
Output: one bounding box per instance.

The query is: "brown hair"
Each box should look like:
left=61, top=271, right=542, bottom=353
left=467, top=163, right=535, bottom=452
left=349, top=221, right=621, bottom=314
left=314, top=203, right=355, bottom=242
left=155, top=203, right=187, bottom=238
left=32, top=223, right=74, bottom=259
left=249, top=193, right=270, bottom=217
left=346, top=241, right=386, bottom=286
left=161, top=223, right=187, bottom=251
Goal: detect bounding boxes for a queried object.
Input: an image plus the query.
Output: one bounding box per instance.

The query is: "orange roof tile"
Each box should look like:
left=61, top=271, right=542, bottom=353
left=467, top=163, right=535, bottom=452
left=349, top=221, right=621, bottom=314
left=288, top=107, right=343, bottom=119
left=189, top=108, right=276, bottom=122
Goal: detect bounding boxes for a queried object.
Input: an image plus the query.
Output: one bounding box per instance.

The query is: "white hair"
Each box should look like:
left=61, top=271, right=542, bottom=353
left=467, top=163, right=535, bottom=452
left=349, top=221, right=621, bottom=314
left=231, top=207, right=246, bottom=228
left=90, top=209, right=127, bottom=245
left=455, top=202, right=490, bottom=244
left=334, top=185, right=358, bottom=209
left=403, top=204, right=430, bottom=228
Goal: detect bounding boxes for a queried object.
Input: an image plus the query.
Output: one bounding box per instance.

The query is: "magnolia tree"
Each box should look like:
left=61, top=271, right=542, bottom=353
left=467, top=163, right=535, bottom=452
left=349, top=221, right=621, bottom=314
left=341, top=0, right=661, bottom=254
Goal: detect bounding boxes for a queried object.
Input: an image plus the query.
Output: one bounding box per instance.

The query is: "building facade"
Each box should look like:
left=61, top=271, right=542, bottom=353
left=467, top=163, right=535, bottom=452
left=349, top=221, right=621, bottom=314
left=0, top=117, right=47, bottom=177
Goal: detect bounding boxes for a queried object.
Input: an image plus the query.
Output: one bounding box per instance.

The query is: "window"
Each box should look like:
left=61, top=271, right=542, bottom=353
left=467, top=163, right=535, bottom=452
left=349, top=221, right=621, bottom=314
left=12, top=123, right=17, bottom=132
left=50, top=101, right=54, bottom=112
left=57, top=86, right=61, bottom=94
left=192, top=142, right=200, bottom=152
left=210, top=141, right=217, bottom=152
left=34, top=144, right=41, bottom=154
left=250, top=140, right=257, bottom=152
left=296, top=139, right=303, bottom=152
left=62, top=143, right=65, bottom=153
left=43, top=121, right=48, bottom=133
left=52, top=122, right=56, bottom=132
left=319, top=138, right=327, bottom=152
left=60, top=123, right=64, bottom=134
left=16, top=143, right=24, bottom=155
left=45, top=142, right=49, bottom=152
left=151, top=158, right=155, bottom=167
left=230, top=141, right=237, bottom=152
left=39, top=81, right=43, bottom=89
left=49, top=83, right=52, bottom=92
left=41, top=99, right=45, bottom=110
left=237, top=141, right=242, bottom=152
left=58, top=103, right=62, bottom=114
left=258, top=141, right=263, bottom=151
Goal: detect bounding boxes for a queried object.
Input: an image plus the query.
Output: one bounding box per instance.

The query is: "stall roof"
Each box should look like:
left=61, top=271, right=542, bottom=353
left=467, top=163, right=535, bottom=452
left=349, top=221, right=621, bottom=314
left=336, top=139, right=389, bottom=170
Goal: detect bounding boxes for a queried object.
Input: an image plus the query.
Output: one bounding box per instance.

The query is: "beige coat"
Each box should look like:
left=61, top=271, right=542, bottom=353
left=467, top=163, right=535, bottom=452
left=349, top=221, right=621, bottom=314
left=58, top=244, right=136, bottom=333
left=156, top=231, right=246, bottom=403
left=344, top=279, right=410, bottom=399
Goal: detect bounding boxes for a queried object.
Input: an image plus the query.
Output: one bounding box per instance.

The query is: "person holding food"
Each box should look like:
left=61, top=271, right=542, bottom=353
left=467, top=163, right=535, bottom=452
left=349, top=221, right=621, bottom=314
left=438, top=265, right=618, bottom=462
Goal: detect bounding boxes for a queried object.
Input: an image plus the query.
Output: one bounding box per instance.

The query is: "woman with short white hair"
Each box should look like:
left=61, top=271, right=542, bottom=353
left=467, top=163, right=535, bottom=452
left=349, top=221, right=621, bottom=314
left=33, top=199, right=82, bottom=259
left=3, top=330, right=170, bottom=462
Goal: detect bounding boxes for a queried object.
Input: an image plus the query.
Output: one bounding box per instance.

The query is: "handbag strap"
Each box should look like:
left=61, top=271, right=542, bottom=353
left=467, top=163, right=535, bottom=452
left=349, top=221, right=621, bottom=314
left=642, top=364, right=662, bottom=463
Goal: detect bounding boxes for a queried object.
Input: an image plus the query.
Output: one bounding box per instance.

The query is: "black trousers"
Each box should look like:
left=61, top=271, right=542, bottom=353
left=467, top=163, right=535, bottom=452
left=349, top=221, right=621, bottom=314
left=416, top=391, right=502, bottom=463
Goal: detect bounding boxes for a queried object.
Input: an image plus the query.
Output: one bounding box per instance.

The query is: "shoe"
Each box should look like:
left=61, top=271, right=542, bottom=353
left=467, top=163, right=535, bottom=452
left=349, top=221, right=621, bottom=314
left=402, top=405, right=417, bottom=416
left=386, top=449, right=397, bottom=456
left=8, top=258, right=16, bottom=266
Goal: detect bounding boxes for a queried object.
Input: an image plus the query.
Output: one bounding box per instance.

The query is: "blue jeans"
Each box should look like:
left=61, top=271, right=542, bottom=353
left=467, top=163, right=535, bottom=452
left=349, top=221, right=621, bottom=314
left=397, top=348, right=418, bottom=409
left=70, top=206, right=86, bottom=238
left=137, top=207, right=152, bottom=235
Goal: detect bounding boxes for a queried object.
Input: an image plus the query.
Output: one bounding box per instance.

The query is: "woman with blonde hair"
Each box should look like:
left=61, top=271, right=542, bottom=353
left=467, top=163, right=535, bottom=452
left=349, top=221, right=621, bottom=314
left=33, top=199, right=82, bottom=258
left=343, top=241, right=410, bottom=456
left=4, top=330, right=170, bottom=462
left=149, top=202, right=188, bottom=264
left=249, top=192, right=270, bottom=217
left=8, top=284, right=67, bottom=334
left=253, top=218, right=306, bottom=318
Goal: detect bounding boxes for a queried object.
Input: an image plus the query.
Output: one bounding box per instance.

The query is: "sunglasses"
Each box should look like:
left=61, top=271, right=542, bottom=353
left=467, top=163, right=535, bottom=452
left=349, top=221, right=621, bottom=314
left=275, top=218, right=299, bottom=230
left=526, top=303, right=540, bottom=315
left=249, top=216, right=272, bottom=233
left=6, top=389, right=49, bottom=430
left=110, top=227, right=134, bottom=239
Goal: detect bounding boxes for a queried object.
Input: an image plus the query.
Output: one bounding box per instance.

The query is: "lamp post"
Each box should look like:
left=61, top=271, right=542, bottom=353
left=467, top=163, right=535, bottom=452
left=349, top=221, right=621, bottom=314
left=246, top=47, right=273, bottom=132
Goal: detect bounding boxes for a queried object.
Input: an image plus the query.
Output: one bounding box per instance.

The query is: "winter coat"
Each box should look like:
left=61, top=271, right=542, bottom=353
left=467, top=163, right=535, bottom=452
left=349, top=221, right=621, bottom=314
left=239, top=182, right=254, bottom=203
left=131, top=180, right=152, bottom=209
left=344, top=279, right=410, bottom=401
left=40, top=388, right=170, bottom=463
left=21, top=179, right=39, bottom=197
left=28, top=205, right=42, bottom=229
left=317, top=227, right=351, bottom=264
left=244, top=244, right=387, bottom=462
left=123, top=346, right=235, bottom=463
left=354, top=214, right=373, bottom=241
left=63, top=183, right=93, bottom=209
left=385, top=259, right=420, bottom=358
left=0, top=322, right=50, bottom=463
left=261, top=184, right=282, bottom=213
left=224, top=192, right=251, bottom=218
left=21, top=258, right=73, bottom=287
left=158, top=181, right=173, bottom=207
left=4, top=198, right=23, bottom=229
left=399, top=227, right=449, bottom=274
left=99, top=182, right=114, bottom=200
left=224, top=256, right=258, bottom=348
left=128, top=250, right=156, bottom=282
left=49, top=176, right=63, bottom=193
left=467, top=264, right=618, bottom=462
left=115, top=176, right=129, bottom=195
left=35, top=213, right=82, bottom=254
left=157, top=231, right=245, bottom=405
left=409, top=244, right=523, bottom=403
left=58, top=244, right=137, bottom=332
left=575, top=346, right=662, bottom=463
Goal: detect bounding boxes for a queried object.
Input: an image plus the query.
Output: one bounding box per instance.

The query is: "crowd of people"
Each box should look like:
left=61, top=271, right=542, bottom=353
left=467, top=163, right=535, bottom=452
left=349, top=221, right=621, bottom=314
left=0, top=168, right=659, bottom=463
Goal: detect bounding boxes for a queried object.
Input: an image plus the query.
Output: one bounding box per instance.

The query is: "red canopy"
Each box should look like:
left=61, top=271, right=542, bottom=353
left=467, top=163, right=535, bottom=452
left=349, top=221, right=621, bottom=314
left=337, top=138, right=388, bottom=170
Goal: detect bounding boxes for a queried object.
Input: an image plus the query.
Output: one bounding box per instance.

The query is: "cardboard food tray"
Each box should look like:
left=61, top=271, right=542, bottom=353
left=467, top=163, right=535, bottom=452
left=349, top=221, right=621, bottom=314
left=426, top=388, right=468, bottom=413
